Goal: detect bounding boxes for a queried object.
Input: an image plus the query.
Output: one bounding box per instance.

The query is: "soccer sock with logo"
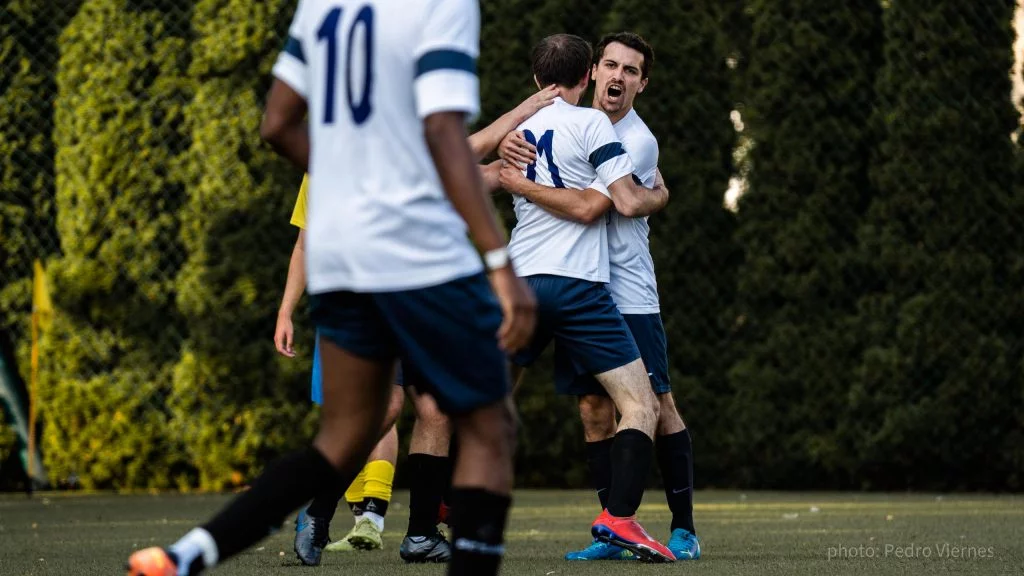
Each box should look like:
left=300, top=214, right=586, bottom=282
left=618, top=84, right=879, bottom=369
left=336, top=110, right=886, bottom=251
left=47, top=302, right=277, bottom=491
left=342, top=466, right=368, bottom=519
left=605, top=428, right=654, bottom=518
left=174, top=447, right=347, bottom=572
left=406, top=454, right=450, bottom=536
left=360, top=460, right=394, bottom=530
left=584, top=438, right=614, bottom=510
left=448, top=488, right=511, bottom=576
left=657, top=428, right=695, bottom=534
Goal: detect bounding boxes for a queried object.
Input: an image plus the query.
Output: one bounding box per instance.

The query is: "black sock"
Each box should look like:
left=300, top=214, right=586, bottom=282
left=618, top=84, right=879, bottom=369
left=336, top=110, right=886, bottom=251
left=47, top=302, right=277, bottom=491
left=202, top=447, right=349, bottom=563
left=306, top=480, right=347, bottom=521
left=448, top=488, right=511, bottom=576
left=657, top=429, right=695, bottom=534
left=443, top=436, right=457, bottom=505
left=406, top=454, right=450, bottom=536
left=584, top=438, right=614, bottom=509
left=606, top=429, right=654, bottom=518
left=362, top=497, right=389, bottom=518
left=349, top=500, right=365, bottom=516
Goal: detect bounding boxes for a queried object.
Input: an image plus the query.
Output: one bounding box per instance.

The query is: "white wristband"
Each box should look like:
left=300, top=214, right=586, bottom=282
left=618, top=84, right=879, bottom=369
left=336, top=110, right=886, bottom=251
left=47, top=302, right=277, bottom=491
left=483, top=247, right=510, bottom=271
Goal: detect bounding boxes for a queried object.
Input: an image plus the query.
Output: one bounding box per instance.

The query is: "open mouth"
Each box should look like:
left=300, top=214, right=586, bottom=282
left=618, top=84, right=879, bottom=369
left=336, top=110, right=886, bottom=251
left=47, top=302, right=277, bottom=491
left=607, top=85, right=623, bottom=99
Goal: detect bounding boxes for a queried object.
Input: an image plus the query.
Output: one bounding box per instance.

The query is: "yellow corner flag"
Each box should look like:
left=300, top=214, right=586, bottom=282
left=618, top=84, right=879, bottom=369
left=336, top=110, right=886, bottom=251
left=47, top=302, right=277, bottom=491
left=29, top=260, right=53, bottom=485
left=33, top=260, right=53, bottom=330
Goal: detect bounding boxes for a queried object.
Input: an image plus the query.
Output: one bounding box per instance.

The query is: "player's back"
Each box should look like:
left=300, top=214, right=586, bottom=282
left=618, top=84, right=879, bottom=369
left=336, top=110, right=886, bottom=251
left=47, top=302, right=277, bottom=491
left=607, top=108, right=661, bottom=313
left=508, top=98, right=632, bottom=283
left=274, top=0, right=483, bottom=294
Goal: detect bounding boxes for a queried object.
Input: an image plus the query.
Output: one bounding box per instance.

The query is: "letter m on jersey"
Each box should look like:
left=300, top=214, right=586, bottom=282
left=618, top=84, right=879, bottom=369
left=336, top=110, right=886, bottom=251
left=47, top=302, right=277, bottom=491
left=524, top=130, right=564, bottom=187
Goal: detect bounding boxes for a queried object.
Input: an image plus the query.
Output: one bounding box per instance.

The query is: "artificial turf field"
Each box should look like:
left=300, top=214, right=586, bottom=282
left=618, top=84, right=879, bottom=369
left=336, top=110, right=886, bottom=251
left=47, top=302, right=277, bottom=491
left=1, top=490, right=1021, bottom=575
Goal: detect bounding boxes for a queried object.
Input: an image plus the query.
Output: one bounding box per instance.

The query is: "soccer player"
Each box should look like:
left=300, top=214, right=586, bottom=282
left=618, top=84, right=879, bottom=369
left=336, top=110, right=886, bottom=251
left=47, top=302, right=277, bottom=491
left=276, top=175, right=405, bottom=564
left=498, top=32, right=700, bottom=561
left=281, top=83, right=557, bottom=565
left=499, top=33, right=674, bottom=563
left=125, top=0, right=535, bottom=574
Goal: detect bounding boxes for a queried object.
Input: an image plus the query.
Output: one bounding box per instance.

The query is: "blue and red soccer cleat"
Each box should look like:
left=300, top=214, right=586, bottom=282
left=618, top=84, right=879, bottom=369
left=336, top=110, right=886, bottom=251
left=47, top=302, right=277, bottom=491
left=591, top=509, right=675, bottom=563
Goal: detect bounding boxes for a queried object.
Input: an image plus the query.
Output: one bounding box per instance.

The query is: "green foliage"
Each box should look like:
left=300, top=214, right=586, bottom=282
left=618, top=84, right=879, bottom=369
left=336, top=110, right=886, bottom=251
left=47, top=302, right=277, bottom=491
left=0, top=416, right=15, bottom=467
left=0, top=0, right=79, bottom=374
left=846, top=0, right=1023, bottom=490
left=44, top=0, right=192, bottom=489
left=168, top=0, right=313, bottom=490
left=729, top=0, right=883, bottom=488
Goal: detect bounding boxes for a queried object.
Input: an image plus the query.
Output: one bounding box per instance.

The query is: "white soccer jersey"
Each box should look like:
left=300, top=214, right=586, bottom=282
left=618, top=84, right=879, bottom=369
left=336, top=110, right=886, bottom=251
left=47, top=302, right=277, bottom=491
left=606, top=108, right=661, bottom=313
left=507, top=98, right=634, bottom=282
left=273, top=0, right=484, bottom=293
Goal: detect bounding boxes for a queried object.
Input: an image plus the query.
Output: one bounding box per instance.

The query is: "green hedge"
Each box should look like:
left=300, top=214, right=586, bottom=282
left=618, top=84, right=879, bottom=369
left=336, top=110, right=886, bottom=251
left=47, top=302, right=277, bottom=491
left=728, top=0, right=883, bottom=488
left=169, top=0, right=313, bottom=491
left=7, top=0, right=1022, bottom=491
left=43, top=0, right=193, bottom=489
left=846, top=0, right=1023, bottom=490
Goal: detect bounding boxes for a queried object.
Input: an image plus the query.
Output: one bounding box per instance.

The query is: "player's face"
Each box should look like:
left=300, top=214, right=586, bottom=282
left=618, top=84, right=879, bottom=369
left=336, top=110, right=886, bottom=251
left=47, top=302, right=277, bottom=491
left=591, top=42, right=648, bottom=116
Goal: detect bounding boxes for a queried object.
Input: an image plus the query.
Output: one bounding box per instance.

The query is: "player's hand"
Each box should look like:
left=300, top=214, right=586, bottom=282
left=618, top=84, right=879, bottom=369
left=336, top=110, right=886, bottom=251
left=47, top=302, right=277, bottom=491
left=498, top=131, right=536, bottom=169
left=489, top=266, right=536, bottom=353
left=655, top=167, right=666, bottom=190
left=274, top=312, right=296, bottom=357
left=498, top=161, right=531, bottom=195
left=513, top=84, right=559, bottom=121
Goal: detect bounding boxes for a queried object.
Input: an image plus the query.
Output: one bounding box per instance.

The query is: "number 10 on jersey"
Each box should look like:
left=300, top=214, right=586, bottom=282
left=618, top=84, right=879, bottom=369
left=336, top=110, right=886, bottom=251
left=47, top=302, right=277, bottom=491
left=317, top=5, right=374, bottom=125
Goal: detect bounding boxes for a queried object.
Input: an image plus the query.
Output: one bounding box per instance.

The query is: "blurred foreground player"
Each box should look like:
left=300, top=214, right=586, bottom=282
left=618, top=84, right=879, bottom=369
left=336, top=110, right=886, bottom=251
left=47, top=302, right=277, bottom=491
left=126, top=0, right=535, bottom=574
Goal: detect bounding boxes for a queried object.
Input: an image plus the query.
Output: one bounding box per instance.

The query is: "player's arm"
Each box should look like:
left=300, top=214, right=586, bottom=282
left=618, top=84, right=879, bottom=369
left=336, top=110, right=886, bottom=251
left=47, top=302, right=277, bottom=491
left=605, top=138, right=667, bottom=217
left=467, top=85, right=558, bottom=161
left=498, top=163, right=611, bottom=224
left=587, top=117, right=667, bottom=218
left=275, top=229, right=306, bottom=357
left=262, top=20, right=311, bottom=170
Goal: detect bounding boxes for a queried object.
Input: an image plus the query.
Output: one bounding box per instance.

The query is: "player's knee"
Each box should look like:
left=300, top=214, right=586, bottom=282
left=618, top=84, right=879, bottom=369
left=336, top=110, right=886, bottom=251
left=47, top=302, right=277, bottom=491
left=578, top=395, right=616, bottom=440
left=459, top=400, right=516, bottom=452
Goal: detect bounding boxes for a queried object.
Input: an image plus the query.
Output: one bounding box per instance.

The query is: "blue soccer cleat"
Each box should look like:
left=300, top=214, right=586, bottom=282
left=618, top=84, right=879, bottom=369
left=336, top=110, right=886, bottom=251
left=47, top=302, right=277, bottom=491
left=565, top=539, right=636, bottom=561
left=294, top=507, right=331, bottom=566
left=667, top=528, right=701, bottom=560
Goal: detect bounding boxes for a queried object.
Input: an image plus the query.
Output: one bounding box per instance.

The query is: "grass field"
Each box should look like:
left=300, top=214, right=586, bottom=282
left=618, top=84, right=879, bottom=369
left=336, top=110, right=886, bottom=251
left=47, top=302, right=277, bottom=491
left=1, top=490, right=1022, bottom=575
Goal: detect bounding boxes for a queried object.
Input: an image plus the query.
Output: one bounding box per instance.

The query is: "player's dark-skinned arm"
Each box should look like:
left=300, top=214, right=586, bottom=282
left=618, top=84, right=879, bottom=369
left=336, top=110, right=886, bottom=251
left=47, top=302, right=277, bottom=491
left=606, top=168, right=669, bottom=217
left=467, top=85, right=558, bottom=161
left=498, top=163, right=611, bottom=224
left=260, top=80, right=310, bottom=172
left=424, top=111, right=536, bottom=352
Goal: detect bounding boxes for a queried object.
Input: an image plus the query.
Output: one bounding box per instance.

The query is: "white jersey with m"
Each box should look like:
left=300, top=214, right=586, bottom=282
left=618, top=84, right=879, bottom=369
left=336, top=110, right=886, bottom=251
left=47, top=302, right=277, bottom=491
left=272, top=0, right=484, bottom=294
left=507, top=97, right=634, bottom=283
left=606, top=108, right=661, bottom=314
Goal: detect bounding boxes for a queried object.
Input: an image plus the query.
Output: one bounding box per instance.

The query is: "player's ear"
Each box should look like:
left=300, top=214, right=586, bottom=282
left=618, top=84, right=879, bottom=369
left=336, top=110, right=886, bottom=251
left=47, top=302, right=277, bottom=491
left=638, top=77, right=648, bottom=94
left=533, top=74, right=542, bottom=91
left=591, top=64, right=598, bottom=81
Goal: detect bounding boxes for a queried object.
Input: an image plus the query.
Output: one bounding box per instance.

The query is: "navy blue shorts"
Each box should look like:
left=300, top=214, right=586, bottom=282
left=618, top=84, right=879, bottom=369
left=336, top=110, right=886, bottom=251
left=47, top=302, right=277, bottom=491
left=555, top=313, right=670, bottom=397
left=510, top=275, right=640, bottom=378
left=309, top=273, right=509, bottom=415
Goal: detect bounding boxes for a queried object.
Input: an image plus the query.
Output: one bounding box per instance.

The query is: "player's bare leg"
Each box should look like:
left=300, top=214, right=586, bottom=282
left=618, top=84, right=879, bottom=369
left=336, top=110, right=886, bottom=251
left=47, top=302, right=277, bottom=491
left=448, top=397, right=517, bottom=575
left=588, top=359, right=673, bottom=562
left=401, top=388, right=455, bottom=562
left=326, top=384, right=404, bottom=553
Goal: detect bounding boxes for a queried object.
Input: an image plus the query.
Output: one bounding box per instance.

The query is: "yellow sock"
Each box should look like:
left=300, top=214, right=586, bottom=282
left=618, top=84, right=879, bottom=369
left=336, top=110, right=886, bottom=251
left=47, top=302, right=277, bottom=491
left=362, top=460, right=395, bottom=503
left=344, top=467, right=367, bottom=504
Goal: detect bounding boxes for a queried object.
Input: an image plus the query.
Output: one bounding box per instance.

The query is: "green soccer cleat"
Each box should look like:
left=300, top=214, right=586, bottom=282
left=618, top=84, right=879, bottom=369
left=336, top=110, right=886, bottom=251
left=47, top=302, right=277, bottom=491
left=347, top=517, right=385, bottom=550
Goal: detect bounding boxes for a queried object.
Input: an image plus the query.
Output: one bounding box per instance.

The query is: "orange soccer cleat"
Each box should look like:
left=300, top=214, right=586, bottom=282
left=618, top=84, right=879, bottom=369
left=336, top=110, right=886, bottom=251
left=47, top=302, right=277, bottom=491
left=126, top=547, right=179, bottom=576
